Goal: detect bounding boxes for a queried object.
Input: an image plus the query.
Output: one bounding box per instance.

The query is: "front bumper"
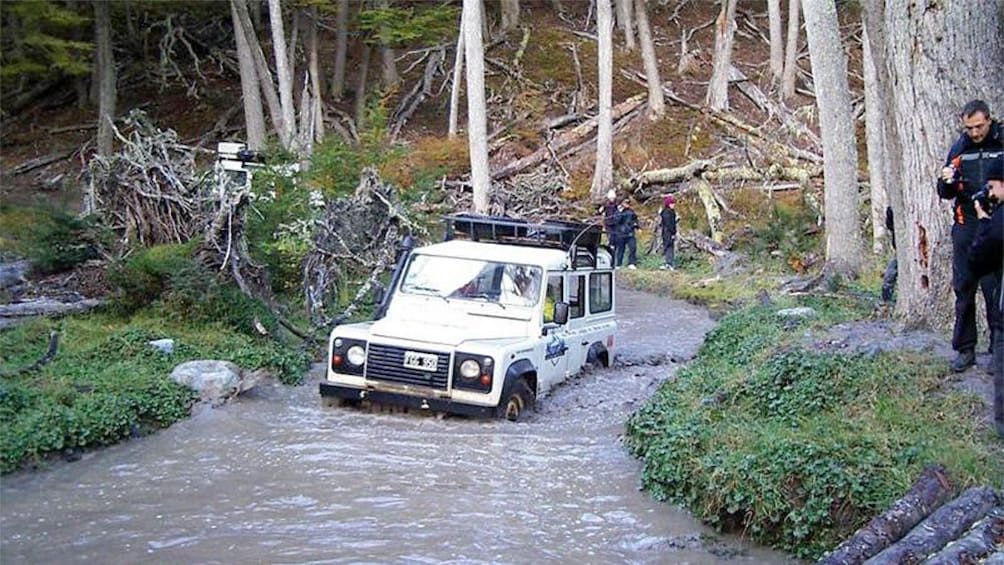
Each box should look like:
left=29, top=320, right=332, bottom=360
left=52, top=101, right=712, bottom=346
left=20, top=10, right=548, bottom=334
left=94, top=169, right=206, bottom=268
left=319, top=382, right=496, bottom=418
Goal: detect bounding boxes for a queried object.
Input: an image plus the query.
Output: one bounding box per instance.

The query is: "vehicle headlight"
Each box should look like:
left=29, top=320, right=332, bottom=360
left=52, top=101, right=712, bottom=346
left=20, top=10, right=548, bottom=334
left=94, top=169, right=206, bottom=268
left=459, top=359, right=481, bottom=379
left=346, top=345, right=366, bottom=366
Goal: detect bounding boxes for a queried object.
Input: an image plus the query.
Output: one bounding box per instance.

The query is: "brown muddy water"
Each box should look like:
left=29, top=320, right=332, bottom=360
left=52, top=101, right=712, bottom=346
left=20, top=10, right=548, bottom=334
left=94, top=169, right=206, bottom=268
left=0, top=287, right=800, bottom=564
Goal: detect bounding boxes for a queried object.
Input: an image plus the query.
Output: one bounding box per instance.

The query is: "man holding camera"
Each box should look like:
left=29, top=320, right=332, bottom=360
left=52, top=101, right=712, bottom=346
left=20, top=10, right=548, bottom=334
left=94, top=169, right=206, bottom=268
left=968, top=156, right=1003, bottom=437
left=937, top=99, right=1003, bottom=372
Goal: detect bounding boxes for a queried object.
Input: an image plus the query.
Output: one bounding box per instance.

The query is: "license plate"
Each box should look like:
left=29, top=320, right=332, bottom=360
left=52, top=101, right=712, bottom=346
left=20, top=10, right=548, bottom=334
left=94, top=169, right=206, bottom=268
left=403, top=351, right=438, bottom=372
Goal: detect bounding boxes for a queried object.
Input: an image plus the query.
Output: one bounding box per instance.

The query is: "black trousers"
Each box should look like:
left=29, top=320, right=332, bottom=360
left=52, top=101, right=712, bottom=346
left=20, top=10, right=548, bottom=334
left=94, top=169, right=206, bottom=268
left=951, top=222, right=999, bottom=352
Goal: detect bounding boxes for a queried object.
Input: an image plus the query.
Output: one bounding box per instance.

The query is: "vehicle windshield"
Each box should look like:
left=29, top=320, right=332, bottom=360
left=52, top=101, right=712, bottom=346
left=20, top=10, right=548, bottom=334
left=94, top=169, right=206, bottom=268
left=400, top=255, right=543, bottom=307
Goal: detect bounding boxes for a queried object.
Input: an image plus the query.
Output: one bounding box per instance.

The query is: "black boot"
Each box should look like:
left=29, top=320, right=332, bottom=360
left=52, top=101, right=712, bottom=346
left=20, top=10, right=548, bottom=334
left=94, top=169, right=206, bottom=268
left=950, top=349, right=975, bottom=372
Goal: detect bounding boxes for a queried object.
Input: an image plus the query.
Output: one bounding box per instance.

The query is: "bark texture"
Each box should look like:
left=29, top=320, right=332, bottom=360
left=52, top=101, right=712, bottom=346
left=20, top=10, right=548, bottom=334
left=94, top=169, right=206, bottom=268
left=706, top=0, right=738, bottom=111
left=862, top=23, right=888, bottom=254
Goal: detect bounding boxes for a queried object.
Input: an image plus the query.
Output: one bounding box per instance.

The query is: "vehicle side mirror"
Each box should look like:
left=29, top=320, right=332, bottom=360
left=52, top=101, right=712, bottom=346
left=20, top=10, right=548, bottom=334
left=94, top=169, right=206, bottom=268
left=552, top=301, right=569, bottom=325
left=372, top=283, right=385, bottom=306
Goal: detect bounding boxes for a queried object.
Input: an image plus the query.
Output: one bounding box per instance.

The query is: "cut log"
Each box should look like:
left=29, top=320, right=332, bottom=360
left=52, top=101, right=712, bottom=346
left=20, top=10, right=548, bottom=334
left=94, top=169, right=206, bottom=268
left=491, top=92, right=647, bottom=180
left=923, top=507, right=1004, bottom=565
left=862, top=487, right=1001, bottom=565
left=817, top=464, right=955, bottom=565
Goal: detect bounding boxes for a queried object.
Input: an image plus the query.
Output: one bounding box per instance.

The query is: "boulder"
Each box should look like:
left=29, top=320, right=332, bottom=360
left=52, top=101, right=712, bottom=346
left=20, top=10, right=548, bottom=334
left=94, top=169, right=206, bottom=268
left=169, top=360, right=243, bottom=404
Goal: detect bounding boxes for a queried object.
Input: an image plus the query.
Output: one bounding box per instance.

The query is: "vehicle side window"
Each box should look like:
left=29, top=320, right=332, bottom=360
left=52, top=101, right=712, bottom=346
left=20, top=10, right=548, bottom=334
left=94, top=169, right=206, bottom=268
left=589, top=272, right=613, bottom=313
left=569, top=275, right=585, bottom=319
left=544, top=276, right=563, bottom=322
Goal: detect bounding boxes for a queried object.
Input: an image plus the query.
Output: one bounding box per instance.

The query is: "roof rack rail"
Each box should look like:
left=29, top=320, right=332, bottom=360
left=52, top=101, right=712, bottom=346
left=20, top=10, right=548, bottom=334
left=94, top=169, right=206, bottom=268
left=442, top=213, right=607, bottom=267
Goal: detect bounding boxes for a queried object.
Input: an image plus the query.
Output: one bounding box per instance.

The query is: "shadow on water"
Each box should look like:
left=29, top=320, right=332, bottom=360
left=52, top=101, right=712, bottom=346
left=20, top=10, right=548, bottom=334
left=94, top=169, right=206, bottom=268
left=0, top=287, right=800, bottom=564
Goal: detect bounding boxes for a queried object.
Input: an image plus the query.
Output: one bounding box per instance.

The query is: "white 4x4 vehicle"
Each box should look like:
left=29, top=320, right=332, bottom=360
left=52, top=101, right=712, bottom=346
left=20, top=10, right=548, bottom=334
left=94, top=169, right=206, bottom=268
left=320, top=214, right=617, bottom=420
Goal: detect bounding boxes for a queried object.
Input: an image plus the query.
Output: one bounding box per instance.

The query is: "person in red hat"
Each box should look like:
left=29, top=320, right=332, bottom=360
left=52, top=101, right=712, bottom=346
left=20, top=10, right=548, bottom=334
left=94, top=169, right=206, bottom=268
left=659, top=194, right=678, bottom=270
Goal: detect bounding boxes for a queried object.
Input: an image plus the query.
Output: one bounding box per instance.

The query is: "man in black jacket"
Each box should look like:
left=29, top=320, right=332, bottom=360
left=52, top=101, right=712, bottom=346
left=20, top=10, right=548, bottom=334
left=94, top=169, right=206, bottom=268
left=937, top=99, right=1003, bottom=372
left=968, top=156, right=1003, bottom=437
left=659, top=195, right=678, bottom=270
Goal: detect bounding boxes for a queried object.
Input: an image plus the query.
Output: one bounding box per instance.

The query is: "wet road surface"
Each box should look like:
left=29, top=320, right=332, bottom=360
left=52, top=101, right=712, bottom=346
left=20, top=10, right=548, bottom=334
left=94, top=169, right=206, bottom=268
left=0, top=287, right=799, bottom=564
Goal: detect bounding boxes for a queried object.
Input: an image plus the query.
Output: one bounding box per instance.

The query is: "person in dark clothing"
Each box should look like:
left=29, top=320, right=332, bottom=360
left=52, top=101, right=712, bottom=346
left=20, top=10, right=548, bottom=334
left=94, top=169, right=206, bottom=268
left=659, top=195, right=678, bottom=270
left=967, top=155, right=1003, bottom=437
left=936, top=99, right=1003, bottom=372
left=614, top=199, right=639, bottom=269
left=601, top=189, right=619, bottom=249
left=882, top=206, right=897, bottom=302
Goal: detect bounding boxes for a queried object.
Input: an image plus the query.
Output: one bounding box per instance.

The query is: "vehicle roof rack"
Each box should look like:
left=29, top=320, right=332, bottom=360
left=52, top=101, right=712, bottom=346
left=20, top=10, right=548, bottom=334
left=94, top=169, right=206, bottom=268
left=442, top=213, right=607, bottom=268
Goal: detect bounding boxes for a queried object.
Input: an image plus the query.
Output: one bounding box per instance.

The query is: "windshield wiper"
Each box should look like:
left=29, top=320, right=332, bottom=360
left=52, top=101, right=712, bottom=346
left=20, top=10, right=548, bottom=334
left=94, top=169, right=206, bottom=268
left=406, top=285, right=450, bottom=302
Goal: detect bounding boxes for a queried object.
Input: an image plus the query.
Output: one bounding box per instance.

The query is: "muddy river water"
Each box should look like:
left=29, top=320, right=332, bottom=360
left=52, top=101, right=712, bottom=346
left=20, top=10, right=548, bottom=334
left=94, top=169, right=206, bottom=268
left=1, top=287, right=797, bottom=564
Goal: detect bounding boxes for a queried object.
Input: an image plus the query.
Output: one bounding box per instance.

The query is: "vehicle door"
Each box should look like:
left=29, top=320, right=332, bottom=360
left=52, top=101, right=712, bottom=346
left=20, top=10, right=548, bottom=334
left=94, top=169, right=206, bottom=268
left=536, top=273, right=569, bottom=393
left=563, top=272, right=592, bottom=371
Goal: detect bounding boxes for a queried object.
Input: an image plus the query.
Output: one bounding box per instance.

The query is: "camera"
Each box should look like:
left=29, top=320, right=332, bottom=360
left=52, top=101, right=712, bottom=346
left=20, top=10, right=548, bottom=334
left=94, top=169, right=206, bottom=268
left=972, top=183, right=998, bottom=215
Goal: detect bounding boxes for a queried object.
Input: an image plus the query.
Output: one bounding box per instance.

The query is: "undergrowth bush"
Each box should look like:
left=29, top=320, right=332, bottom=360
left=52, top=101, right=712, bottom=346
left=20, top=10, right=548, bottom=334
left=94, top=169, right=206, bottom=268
left=0, top=313, right=310, bottom=473
left=624, top=299, right=1002, bottom=561
left=0, top=204, right=106, bottom=273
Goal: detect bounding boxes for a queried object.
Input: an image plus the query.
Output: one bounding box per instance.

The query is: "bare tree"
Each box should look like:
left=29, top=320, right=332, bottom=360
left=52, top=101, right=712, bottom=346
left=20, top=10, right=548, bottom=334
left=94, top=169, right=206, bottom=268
left=268, top=0, right=296, bottom=149
left=863, top=0, right=1003, bottom=326
left=635, top=0, right=663, bottom=118
left=501, top=0, right=520, bottom=33
left=803, top=0, right=864, bottom=273
left=330, top=0, right=349, bottom=99
left=463, top=0, right=490, bottom=213
left=706, top=0, right=738, bottom=111
left=308, top=5, right=324, bottom=143
left=767, top=0, right=783, bottom=85
left=448, top=10, right=466, bottom=139
left=232, top=0, right=287, bottom=147
left=862, top=23, right=887, bottom=253
left=591, top=0, right=614, bottom=198
left=231, top=0, right=266, bottom=150
left=615, top=0, right=636, bottom=51
left=94, top=0, right=116, bottom=157
left=781, top=0, right=800, bottom=100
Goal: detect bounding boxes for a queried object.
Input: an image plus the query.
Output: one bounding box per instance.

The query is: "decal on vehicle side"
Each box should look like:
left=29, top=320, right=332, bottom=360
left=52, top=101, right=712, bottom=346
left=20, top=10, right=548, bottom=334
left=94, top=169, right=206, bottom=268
left=544, top=334, right=567, bottom=363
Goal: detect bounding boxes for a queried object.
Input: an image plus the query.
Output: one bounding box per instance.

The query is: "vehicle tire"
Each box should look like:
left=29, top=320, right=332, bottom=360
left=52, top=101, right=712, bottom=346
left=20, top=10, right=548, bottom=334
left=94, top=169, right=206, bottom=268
left=499, top=378, right=534, bottom=422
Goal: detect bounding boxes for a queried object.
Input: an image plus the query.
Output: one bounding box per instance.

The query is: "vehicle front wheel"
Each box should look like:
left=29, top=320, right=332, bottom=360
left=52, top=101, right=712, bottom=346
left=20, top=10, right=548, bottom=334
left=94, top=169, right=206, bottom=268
left=499, top=378, right=534, bottom=422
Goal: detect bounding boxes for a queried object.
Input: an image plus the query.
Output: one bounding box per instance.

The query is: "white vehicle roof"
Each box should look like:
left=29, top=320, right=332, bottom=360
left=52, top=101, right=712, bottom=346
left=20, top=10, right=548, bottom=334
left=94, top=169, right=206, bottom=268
left=415, top=240, right=573, bottom=270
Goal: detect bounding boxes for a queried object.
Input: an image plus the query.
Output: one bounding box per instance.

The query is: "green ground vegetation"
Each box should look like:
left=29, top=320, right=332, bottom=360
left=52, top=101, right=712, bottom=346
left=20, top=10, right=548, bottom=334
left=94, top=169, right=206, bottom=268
left=623, top=297, right=1003, bottom=561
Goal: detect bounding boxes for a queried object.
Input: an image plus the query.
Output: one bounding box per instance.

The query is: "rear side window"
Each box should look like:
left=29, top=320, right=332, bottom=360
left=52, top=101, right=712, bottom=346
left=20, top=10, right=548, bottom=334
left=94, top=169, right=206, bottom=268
left=569, top=275, right=585, bottom=318
left=589, top=272, right=613, bottom=313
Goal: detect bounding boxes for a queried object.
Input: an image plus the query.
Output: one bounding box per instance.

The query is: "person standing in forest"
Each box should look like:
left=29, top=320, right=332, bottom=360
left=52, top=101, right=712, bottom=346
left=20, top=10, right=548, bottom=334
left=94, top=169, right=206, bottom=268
left=615, top=198, right=639, bottom=269
left=968, top=156, right=1003, bottom=437
left=601, top=189, right=619, bottom=249
left=937, top=99, right=1003, bottom=372
left=659, top=195, right=678, bottom=270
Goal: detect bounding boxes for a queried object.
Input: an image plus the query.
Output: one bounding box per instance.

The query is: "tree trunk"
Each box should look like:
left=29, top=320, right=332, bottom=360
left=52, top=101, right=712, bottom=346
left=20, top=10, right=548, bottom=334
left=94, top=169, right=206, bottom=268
left=308, top=5, right=324, bottom=143
left=863, top=487, right=1001, bottom=565
left=781, top=0, right=800, bottom=100
left=231, top=0, right=266, bottom=150
left=354, top=42, right=372, bottom=128
left=463, top=0, right=491, bottom=213
left=862, top=22, right=887, bottom=254
left=590, top=0, right=614, bottom=198
left=330, top=0, right=349, bottom=99
left=500, top=0, right=520, bottom=33
left=863, top=0, right=1004, bottom=328
left=94, top=0, right=116, bottom=158
left=448, top=10, right=466, bottom=139
left=803, top=0, right=864, bottom=274
left=635, top=0, right=663, bottom=118
left=232, top=0, right=286, bottom=147
left=615, top=0, right=635, bottom=51
left=268, top=0, right=297, bottom=151
left=767, top=0, right=783, bottom=85
left=706, top=0, right=738, bottom=111
left=817, top=464, right=955, bottom=565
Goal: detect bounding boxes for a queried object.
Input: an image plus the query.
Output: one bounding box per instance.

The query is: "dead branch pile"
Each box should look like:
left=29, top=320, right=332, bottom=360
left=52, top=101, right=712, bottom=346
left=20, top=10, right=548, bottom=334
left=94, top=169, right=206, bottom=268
left=302, top=168, right=425, bottom=328
left=87, top=109, right=213, bottom=250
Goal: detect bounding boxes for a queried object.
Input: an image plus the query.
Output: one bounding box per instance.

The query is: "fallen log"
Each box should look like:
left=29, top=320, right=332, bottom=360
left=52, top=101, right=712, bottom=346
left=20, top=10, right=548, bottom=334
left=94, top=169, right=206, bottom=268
left=491, top=92, right=646, bottom=180
left=816, top=464, right=955, bottom=565
left=0, top=297, right=103, bottom=319
left=633, top=159, right=714, bottom=187
left=923, top=506, right=1004, bottom=565
left=862, top=486, right=1001, bottom=565
left=12, top=151, right=74, bottom=175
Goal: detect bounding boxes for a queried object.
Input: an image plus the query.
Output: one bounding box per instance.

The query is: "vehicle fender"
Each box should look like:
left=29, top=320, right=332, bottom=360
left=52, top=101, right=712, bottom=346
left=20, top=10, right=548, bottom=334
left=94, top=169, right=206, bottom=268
left=501, top=359, right=537, bottom=400
left=586, top=341, right=610, bottom=367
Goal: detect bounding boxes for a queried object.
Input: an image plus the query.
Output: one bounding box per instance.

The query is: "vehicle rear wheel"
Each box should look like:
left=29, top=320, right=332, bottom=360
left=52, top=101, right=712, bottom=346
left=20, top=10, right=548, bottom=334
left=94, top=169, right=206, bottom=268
left=500, top=379, right=534, bottom=422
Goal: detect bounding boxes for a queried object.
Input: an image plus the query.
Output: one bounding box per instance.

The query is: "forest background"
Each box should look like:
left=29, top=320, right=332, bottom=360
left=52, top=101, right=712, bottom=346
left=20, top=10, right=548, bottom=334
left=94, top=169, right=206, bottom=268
left=1, top=0, right=1002, bottom=562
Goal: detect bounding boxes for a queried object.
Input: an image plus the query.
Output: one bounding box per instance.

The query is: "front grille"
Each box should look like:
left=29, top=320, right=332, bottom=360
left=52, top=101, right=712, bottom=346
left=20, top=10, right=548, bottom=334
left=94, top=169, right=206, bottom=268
left=365, top=344, right=450, bottom=389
